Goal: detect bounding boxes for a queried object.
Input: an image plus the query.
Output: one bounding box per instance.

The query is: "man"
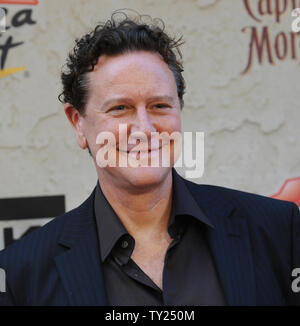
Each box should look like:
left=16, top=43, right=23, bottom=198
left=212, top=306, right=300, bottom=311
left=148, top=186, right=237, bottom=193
left=0, top=12, right=299, bottom=306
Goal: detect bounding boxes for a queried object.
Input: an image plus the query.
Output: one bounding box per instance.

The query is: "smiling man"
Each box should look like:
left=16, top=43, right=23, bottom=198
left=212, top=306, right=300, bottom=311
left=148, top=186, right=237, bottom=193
left=0, top=11, right=299, bottom=306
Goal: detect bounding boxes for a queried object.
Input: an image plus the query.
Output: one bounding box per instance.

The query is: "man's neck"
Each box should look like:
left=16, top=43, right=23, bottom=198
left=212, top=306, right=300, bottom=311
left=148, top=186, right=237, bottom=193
left=97, top=170, right=173, bottom=242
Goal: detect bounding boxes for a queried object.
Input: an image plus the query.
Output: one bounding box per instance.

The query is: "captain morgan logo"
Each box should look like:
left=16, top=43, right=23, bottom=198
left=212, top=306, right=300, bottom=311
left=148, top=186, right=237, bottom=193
left=0, top=0, right=38, bottom=78
left=241, top=0, right=300, bottom=74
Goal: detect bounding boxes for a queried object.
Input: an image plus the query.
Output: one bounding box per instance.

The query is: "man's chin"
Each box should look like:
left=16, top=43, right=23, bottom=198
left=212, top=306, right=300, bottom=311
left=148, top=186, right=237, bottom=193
left=106, top=166, right=172, bottom=191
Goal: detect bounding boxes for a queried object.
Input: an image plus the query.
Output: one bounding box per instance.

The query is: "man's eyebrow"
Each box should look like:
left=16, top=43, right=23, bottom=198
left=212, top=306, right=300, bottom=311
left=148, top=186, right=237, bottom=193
left=100, top=97, right=132, bottom=110
left=101, top=95, right=175, bottom=110
left=147, top=96, right=175, bottom=103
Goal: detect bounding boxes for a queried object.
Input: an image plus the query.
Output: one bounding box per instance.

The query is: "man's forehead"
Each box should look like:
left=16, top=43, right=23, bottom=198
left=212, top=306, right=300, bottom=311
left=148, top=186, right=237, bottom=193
left=92, top=54, right=112, bottom=72
left=87, top=51, right=176, bottom=96
left=89, top=51, right=171, bottom=79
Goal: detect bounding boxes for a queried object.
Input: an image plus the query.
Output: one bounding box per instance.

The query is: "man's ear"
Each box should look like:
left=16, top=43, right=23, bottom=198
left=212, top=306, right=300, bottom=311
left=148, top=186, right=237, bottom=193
left=64, top=103, right=87, bottom=150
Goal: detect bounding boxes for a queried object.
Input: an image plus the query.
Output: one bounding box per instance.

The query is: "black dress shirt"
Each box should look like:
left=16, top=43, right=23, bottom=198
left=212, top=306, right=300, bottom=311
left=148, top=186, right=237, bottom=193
left=94, top=168, right=227, bottom=306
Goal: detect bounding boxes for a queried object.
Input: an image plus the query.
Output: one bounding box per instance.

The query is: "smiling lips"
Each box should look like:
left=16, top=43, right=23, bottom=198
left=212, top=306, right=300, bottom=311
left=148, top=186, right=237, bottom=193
left=118, top=147, right=162, bottom=153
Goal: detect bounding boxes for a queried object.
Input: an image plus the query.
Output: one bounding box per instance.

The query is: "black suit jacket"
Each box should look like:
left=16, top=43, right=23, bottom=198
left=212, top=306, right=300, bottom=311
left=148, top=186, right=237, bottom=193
left=0, top=174, right=299, bottom=305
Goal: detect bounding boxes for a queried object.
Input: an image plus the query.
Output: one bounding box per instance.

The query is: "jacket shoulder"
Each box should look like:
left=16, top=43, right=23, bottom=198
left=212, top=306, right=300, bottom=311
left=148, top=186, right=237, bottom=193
left=0, top=188, right=96, bottom=305
left=0, top=189, right=95, bottom=282
left=1, top=206, right=70, bottom=261
left=184, top=179, right=298, bottom=221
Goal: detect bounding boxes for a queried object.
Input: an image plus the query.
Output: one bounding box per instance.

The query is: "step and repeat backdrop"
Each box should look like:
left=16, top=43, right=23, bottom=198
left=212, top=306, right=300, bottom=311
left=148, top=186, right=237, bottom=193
left=0, top=0, right=299, bottom=250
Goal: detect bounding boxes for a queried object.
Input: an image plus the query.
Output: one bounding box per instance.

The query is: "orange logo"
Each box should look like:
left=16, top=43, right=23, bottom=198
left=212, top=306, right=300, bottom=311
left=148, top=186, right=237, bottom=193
left=0, top=1, right=38, bottom=4
left=0, top=1, right=38, bottom=78
left=271, top=177, right=300, bottom=206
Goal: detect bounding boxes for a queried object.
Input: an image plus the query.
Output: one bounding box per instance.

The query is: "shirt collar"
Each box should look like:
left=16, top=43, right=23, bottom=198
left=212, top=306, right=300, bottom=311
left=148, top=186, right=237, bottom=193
left=94, top=182, right=129, bottom=262
left=170, top=168, right=214, bottom=229
left=94, top=168, right=214, bottom=263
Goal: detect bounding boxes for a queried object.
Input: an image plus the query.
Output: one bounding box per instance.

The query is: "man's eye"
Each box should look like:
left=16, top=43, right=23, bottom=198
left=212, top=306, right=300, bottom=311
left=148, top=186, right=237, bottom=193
left=154, top=103, right=169, bottom=109
left=111, top=105, right=126, bottom=111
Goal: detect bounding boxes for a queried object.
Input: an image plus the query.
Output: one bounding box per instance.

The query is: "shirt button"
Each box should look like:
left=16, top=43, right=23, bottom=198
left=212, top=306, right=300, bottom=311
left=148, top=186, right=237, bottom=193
left=121, top=240, right=129, bottom=249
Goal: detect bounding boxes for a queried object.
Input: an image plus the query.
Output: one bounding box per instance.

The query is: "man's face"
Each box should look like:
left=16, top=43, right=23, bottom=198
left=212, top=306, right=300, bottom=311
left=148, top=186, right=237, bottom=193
left=68, top=50, right=182, bottom=191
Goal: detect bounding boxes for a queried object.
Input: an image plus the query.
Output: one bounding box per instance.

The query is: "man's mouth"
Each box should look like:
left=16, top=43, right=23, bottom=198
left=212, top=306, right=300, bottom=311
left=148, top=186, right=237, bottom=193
left=118, top=147, right=162, bottom=153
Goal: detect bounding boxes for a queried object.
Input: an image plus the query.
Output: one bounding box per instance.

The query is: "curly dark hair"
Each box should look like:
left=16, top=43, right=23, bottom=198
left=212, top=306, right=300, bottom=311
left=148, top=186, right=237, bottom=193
left=58, top=10, right=185, bottom=114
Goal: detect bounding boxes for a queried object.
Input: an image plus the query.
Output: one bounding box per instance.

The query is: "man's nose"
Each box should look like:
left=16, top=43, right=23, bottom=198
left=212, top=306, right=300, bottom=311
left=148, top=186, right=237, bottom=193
left=130, top=107, right=156, bottom=136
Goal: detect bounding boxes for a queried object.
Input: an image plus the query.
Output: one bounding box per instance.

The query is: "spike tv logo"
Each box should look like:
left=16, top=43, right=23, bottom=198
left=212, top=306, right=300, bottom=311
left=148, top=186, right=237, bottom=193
left=0, top=195, right=65, bottom=250
left=0, top=0, right=38, bottom=78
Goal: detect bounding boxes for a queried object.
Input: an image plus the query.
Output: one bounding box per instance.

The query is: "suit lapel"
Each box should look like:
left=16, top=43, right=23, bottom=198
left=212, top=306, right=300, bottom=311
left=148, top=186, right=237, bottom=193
left=184, top=178, right=257, bottom=306
left=54, top=188, right=108, bottom=306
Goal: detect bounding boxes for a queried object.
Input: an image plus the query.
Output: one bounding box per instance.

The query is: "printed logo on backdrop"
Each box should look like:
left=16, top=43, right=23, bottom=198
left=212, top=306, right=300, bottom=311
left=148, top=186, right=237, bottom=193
left=271, top=177, right=300, bottom=207
left=242, top=0, right=300, bottom=74
left=0, top=0, right=38, bottom=78
left=0, top=195, right=65, bottom=250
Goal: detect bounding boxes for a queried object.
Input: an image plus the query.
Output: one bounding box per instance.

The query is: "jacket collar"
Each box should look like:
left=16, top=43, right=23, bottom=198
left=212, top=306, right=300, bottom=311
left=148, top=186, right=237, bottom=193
left=55, top=188, right=109, bottom=305
left=183, top=176, right=257, bottom=305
